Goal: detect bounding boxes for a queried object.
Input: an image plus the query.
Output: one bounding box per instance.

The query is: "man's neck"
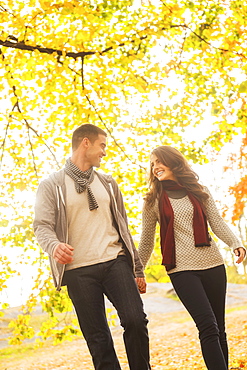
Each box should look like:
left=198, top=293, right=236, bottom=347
left=70, top=156, right=92, bottom=172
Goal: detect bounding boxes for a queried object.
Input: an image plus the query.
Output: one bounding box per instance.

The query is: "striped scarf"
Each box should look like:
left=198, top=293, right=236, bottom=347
left=65, top=158, right=98, bottom=211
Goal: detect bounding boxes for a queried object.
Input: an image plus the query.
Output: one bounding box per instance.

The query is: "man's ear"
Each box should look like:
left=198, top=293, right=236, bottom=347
left=81, top=137, right=90, bottom=149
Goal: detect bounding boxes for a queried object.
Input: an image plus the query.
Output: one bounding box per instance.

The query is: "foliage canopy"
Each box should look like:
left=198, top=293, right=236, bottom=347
left=0, top=0, right=246, bottom=344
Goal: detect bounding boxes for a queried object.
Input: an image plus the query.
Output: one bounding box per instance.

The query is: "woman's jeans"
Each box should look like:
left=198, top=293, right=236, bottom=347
left=64, top=255, right=150, bottom=370
left=169, top=265, right=228, bottom=370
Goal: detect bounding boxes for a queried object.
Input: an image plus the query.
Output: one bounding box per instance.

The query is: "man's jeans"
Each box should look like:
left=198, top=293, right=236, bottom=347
left=64, top=255, right=150, bottom=370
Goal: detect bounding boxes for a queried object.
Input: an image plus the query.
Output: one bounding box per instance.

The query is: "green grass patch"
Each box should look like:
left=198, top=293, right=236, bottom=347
left=225, top=305, right=247, bottom=314
left=0, top=342, right=38, bottom=359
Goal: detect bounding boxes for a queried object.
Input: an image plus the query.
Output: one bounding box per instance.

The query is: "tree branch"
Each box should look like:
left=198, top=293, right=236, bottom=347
left=0, top=121, right=10, bottom=170
left=84, top=93, right=146, bottom=170
left=1, top=21, right=246, bottom=61
left=12, top=106, right=61, bottom=171
left=26, top=124, right=38, bottom=178
left=81, top=56, right=85, bottom=89
left=7, top=79, right=61, bottom=171
left=169, top=23, right=246, bottom=59
left=0, top=51, right=60, bottom=171
left=79, top=56, right=145, bottom=171
left=0, top=33, right=148, bottom=59
left=0, top=39, right=94, bottom=59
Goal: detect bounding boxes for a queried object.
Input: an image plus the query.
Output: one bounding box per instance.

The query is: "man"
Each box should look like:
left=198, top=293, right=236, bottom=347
left=33, top=124, right=150, bottom=370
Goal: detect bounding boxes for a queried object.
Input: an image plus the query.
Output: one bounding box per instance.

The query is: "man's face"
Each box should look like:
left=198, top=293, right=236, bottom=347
left=86, top=134, right=107, bottom=167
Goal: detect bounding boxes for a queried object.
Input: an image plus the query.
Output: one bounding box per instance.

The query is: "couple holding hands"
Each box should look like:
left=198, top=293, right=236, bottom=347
left=34, top=124, right=245, bottom=370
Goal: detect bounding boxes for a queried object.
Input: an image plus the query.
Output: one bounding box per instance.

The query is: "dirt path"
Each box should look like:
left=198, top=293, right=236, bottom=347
left=1, top=283, right=247, bottom=370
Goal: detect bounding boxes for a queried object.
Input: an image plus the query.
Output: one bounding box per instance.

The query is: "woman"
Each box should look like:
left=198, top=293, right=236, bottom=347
left=138, top=145, right=246, bottom=370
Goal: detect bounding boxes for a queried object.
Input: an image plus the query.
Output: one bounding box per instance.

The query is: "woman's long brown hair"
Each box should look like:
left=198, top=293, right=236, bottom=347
left=145, top=146, right=209, bottom=206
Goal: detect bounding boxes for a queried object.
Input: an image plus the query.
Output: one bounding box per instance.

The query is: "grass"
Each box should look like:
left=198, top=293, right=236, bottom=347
left=0, top=342, right=40, bottom=359
left=226, top=304, right=247, bottom=314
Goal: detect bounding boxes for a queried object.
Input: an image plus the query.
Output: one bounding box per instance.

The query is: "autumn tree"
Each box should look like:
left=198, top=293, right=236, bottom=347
left=0, top=0, right=246, bottom=344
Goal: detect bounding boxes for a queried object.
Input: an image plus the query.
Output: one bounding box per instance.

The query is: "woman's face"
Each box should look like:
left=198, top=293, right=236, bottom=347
left=150, top=153, right=177, bottom=182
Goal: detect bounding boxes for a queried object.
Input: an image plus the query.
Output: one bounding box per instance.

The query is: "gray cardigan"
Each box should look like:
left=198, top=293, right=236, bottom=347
left=33, top=169, right=144, bottom=290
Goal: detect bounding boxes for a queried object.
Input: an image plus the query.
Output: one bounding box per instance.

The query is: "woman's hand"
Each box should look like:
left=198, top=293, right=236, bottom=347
left=135, top=277, right=147, bottom=294
left=234, top=247, right=246, bottom=264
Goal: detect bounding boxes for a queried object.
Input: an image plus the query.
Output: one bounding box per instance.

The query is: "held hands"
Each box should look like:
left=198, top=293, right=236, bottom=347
left=53, top=243, right=74, bottom=264
left=135, top=277, right=147, bottom=294
left=234, top=247, right=246, bottom=264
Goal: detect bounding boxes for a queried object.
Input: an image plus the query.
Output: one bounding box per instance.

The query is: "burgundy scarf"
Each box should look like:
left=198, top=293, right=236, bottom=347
left=159, top=180, right=211, bottom=271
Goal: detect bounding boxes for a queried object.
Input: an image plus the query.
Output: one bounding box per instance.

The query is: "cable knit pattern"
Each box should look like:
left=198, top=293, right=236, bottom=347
left=138, top=187, right=242, bottom=274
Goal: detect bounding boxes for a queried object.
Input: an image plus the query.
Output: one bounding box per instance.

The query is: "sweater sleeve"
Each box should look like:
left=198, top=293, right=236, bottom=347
left=204, top=187, right=242, bottom=251
left=33, top=180, right=61, bottom=256
left=138, top=199, right=159, bottom=268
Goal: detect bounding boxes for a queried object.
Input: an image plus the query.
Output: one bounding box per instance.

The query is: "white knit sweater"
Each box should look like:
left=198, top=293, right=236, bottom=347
left=138, top=187, right=242, bottom=274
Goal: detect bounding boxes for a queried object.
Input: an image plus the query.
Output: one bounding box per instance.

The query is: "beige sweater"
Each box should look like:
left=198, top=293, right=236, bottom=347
left=138, top=187, right=242, bottom=274
left=65, top=174, right=123, bottom=270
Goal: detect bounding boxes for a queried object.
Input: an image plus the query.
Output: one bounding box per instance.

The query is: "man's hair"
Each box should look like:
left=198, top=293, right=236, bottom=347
left=72, top=124, right=107, bottom=151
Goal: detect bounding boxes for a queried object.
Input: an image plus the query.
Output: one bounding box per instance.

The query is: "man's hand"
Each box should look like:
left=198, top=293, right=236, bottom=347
left=135, top=277, right=147, bottom=294
left=234, top=247, right=246, bottom=264
left=53, top=243, right=74, bottom=264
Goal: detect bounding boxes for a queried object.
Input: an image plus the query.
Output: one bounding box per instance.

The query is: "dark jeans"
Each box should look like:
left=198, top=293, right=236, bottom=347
left=169, top=265, right=228, bottom=370
left=64, top=255, right=150, bottom=370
